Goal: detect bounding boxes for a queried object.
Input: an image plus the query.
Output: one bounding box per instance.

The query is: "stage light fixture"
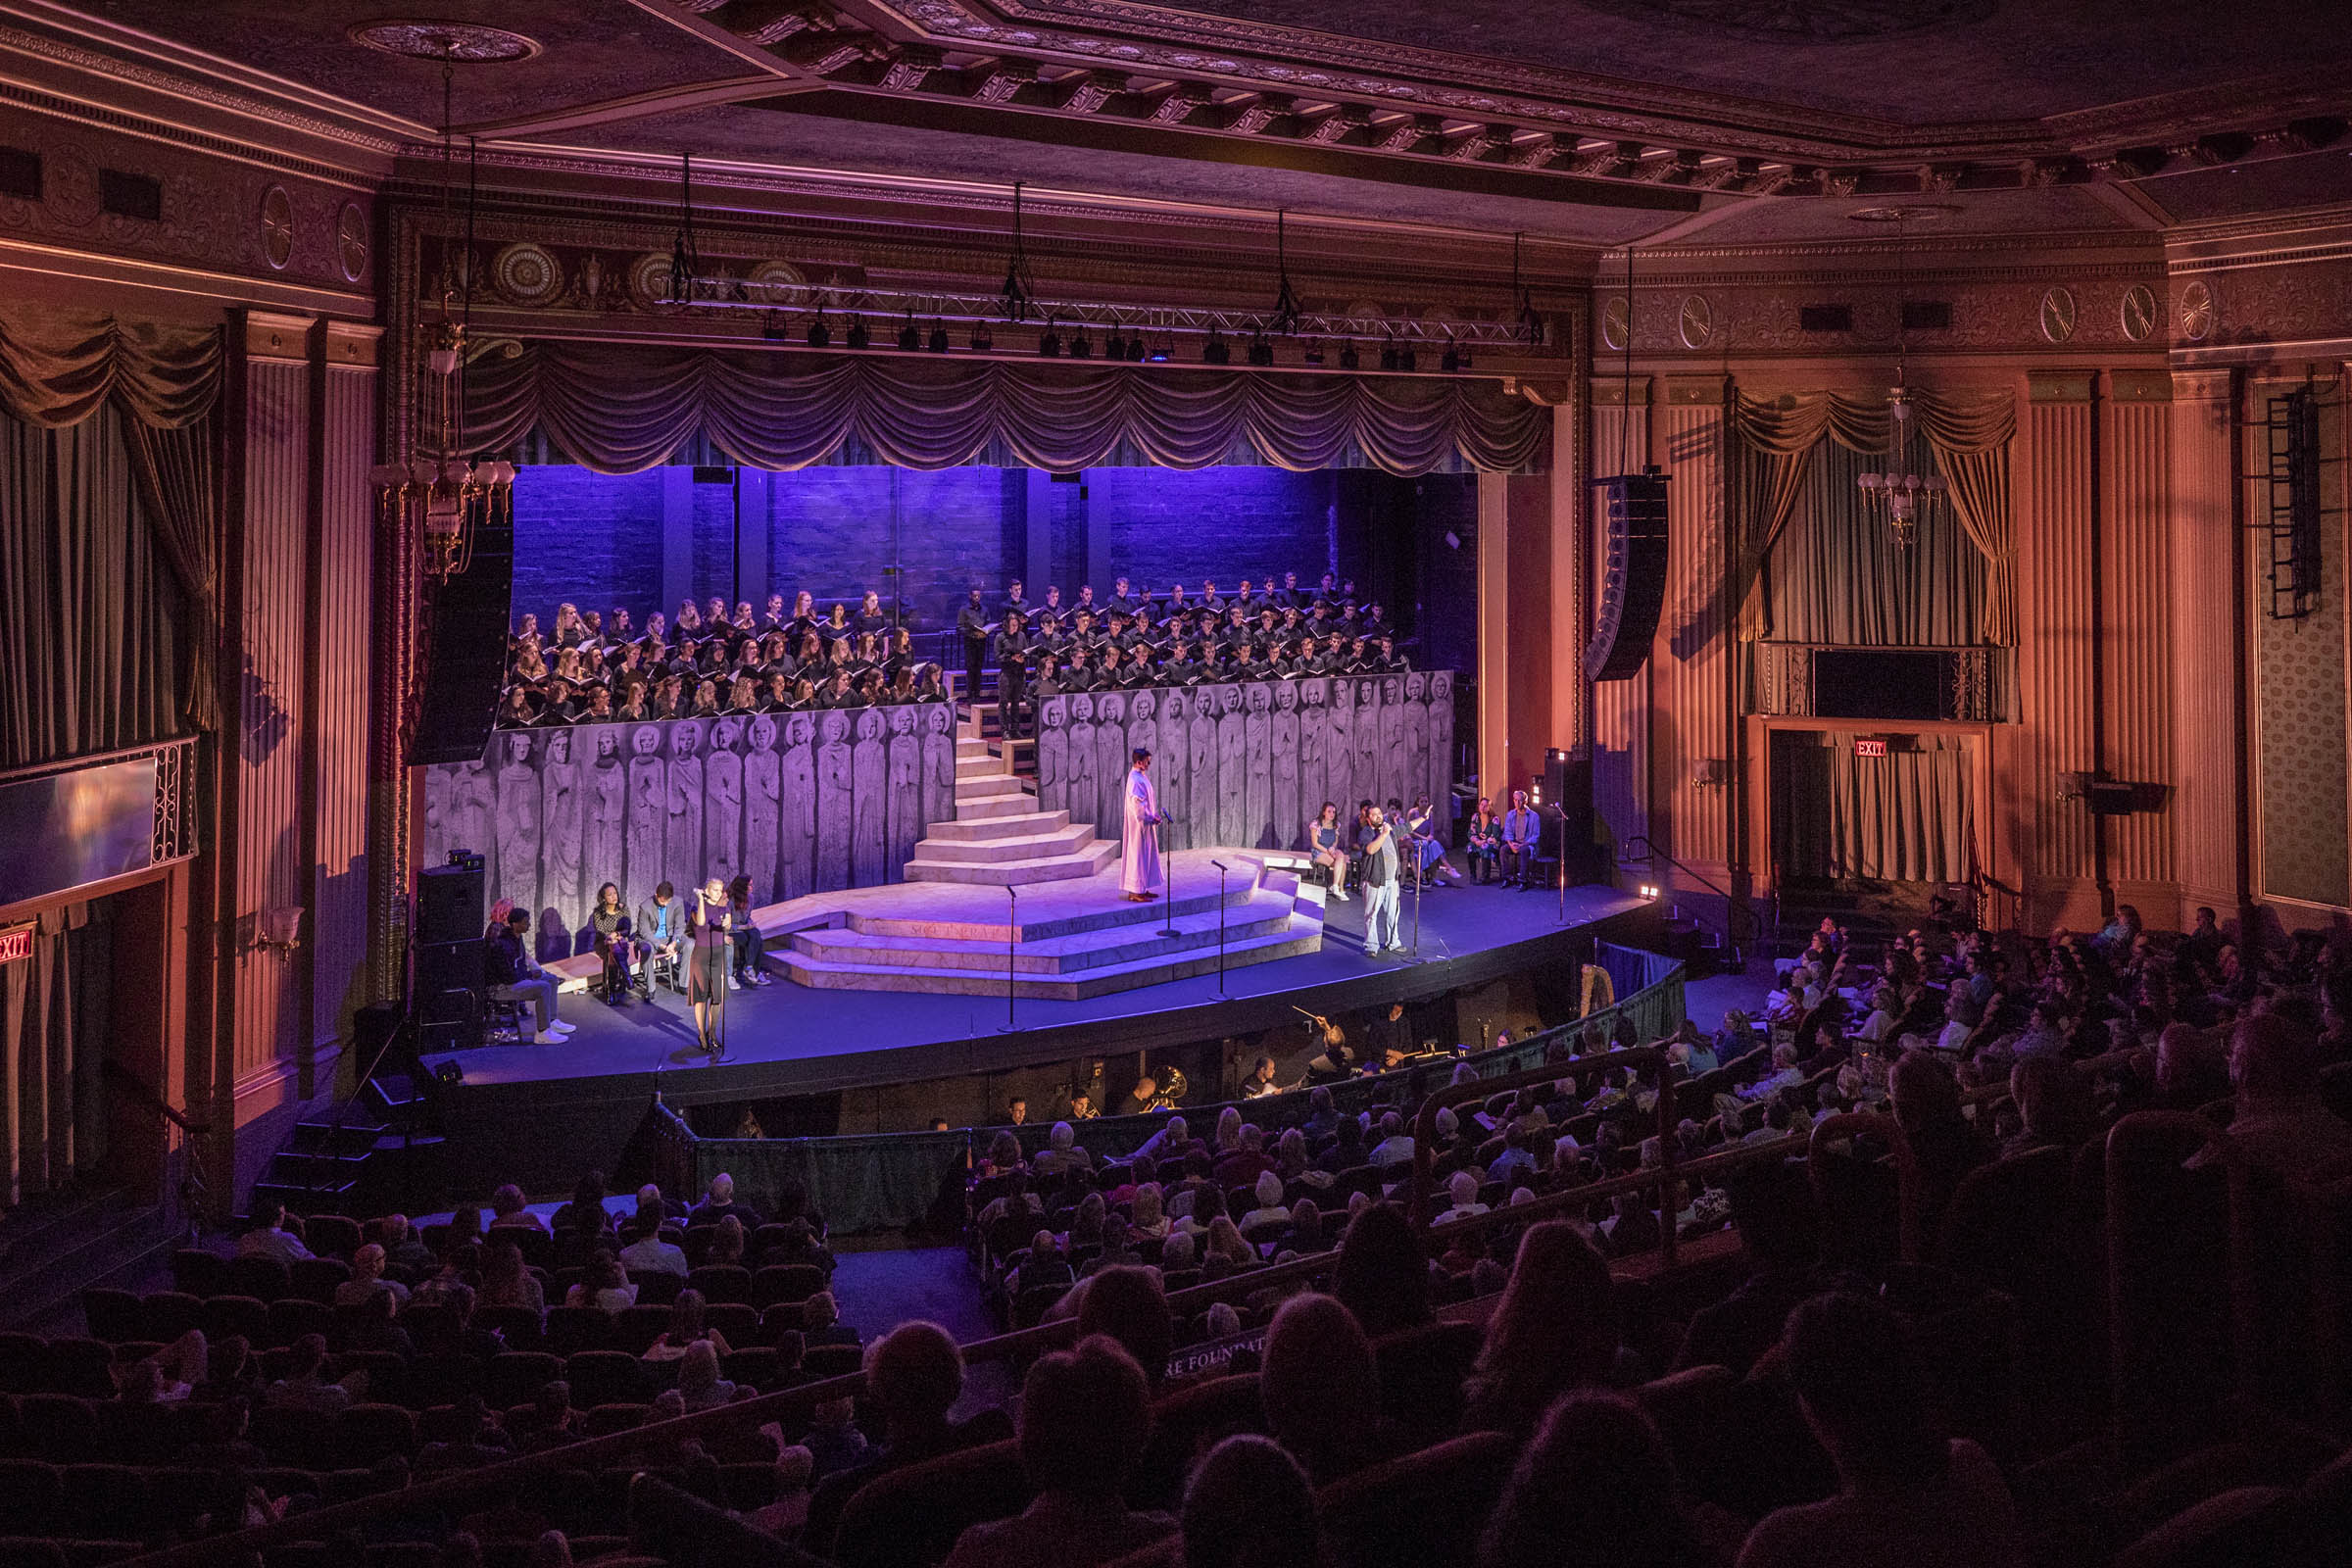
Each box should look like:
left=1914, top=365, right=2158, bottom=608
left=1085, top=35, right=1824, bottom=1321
left=1104, top=325, right=1127, bottom=360
left=806, top=314, right=831, bottom=348
left=1068, top=328, right=1093, bottom=358
left=1379, top=337, right=1399, bottom=371
left=927, top=321, right=950, bottom=353
left=898, top=317, right=920, bottom=352
left=1039, top=323, right=1062, bottom=356
left=846, top=316, right=869, bottom=349
left=1338, top=340, right=1360, bottom=370
left=1397, top=343, right=1417, bottom=371
left=1440, top=338, right=1459, bottom=372
left=1302, top=340, right=1325, bottom=366
left=1128, top=335, right=1148, bottom=363
left=969, top=323, right=994, bottom=353
left=1246, top=330, right=1275, bottom=368
left=1639, top=884, right=1660, bottom=900
left=1201, top=329, right=1230, bottom=366
left=1149, top=334, right=1170, bottom=363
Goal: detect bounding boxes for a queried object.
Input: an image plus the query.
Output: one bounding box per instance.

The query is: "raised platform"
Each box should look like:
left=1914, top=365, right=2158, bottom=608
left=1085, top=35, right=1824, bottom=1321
left=772, top=851, right=1325, bottom=999
left=417, top=879, right=1650, bottom=1197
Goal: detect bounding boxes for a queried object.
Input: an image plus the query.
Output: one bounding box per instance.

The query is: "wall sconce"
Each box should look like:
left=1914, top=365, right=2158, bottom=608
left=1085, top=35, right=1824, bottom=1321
left=1690, top=759, right=1730, bottom=789
left=248, top=906, right=305, bottom=959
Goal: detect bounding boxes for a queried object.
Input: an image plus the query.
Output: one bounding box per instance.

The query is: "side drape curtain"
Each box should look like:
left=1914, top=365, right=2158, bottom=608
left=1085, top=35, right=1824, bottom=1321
left=463, top=343, right=1549, bottom=476
left=0, top=406, right=190, bottom=769
left=1732, top=390, right=2016, bottom=645
left=0, top=309, right=224, bottom=751
left=0, top=902, right=101, bottom=1205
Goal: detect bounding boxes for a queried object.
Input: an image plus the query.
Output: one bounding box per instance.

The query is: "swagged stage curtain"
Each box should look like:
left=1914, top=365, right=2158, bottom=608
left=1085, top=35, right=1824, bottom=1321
left=0, top=900, right=109, bottom=1205
left=1766, top=428, right=1984, bottom=647
left=462, top=342, right=1549, bottom=476
left=0, top=310, right=224, bottom=767
left=1732, top=390, right=2015, bottom=646
left=1772, top=730, right=1974, bottom=885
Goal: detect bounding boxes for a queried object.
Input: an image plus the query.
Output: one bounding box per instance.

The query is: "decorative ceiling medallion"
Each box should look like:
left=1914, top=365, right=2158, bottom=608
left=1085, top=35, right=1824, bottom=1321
left=1576, top=0, right=1994, bottom=42
left=747, top=260, right=807, bottom=292
left=2179, top=280, right=2215, bottom=343
left=1847, top=205, right=1959, bottom=222
left=2119, top=283, right=2158, bottom=344
left=259, top=184, right=294, bottom=270
left=348, top=21, right=541, bottom=62
left=2037, top=286, right=2077, bottom=345
left=493, top=241, right=564, bottom=307
left=1678, top=294, right=1713, bottom=350
left=336, top=202, right=369, bottom=283
left=1600, top=295, right=1631, bottom=354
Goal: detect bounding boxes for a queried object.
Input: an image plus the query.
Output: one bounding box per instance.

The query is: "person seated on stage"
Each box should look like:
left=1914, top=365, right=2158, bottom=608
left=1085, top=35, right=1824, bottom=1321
left=1500, top=789, right=1542, bottom=888
left=635, top=880, right=683, bottom=996
left=726, top=874, right=769, bottom=990
left=485, top=907, right=572, bottom=1045
left=1464, top=796, right=1503, bottom=884
left=1405, top=794, right=1463, bottom=886
left=1307, top=802, right=1350, bottom=902
left=724, top=675, right=760, bottom=716
left=591, top=882, right=638, bottom=1005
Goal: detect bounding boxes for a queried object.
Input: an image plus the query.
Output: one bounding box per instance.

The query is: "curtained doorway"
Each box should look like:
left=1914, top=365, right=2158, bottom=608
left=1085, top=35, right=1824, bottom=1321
left=1768, top=727, right=1978, bottom=898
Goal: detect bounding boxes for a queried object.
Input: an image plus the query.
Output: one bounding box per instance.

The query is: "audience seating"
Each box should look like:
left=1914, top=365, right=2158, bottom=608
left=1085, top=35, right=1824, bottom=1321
left=830, top=1439, right=1030, bottom=1568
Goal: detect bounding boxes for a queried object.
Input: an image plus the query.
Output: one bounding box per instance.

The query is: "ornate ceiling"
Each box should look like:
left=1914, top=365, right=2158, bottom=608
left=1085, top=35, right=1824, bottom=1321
left=27, top=0, right=2352, bottom=249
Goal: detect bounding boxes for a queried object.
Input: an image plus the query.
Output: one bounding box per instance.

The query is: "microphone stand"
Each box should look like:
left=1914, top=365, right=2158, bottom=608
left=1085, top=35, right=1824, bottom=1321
left=1209, top=859, right=1230, bottom=996
left=1001, top=884, right=1018, bottom=1032
left=1556, top=804, right=1570, bottom=925
left=1156, top=818, right=1177, bottom=938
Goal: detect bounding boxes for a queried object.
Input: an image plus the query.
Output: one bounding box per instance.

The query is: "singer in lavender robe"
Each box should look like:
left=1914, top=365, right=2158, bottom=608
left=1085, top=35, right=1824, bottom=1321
left=1119, top=748, right=1166, bottom=901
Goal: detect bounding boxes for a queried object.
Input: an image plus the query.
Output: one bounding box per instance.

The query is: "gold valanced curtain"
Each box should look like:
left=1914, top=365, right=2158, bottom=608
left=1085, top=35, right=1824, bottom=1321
left=1732, top=389, right=2016, bottom=647
left=0, top=309, right=225, bottom=740
left=461, top=343, right=1550, bottom=476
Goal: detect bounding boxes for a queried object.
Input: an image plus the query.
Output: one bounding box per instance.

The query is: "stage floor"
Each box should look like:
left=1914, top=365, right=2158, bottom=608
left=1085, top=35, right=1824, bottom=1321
left=421, top=877, right=1643, bottom=1106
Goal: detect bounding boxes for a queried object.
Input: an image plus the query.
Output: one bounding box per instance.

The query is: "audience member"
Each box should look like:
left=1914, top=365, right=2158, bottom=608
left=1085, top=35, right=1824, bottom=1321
left=1479, top=1391, right=1713, bottom=1568
left=1463, top=1221, right=1625, bottom=1437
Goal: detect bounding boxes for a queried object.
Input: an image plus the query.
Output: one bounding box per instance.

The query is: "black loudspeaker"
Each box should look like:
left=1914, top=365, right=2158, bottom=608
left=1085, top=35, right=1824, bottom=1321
left=407, top=490, right=516, bottom=766
left=1586, top=468, right=1671, bottom=682
left=413, top=938, right=484, bottom=1002
left=412, top=936, right=484, bottom=1054
left=416, top=862, right=486, bottom=946
left=1543, top=747, right=1600, bottom=885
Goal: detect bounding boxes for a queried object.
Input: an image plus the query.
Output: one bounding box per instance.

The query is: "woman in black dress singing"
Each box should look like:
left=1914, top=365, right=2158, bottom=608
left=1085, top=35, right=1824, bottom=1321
left=687, top=877, right=733, bottom=1058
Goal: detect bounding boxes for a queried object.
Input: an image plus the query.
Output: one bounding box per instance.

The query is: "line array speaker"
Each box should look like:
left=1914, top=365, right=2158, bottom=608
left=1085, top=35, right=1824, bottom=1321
left=407, top=492, right=516, bottom=766
left=1586, top=468, right=1670, bottom=683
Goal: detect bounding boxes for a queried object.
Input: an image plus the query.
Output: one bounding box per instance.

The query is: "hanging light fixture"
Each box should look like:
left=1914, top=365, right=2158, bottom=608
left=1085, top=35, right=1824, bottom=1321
left=1268, top=210, right=1303, bottom=335
left=1001, top=181, right=1036, bottom=321
left=1511, top=232, right=1544, bottom=346
left=369, top=64, right=514, bottom=585
left=667, top=153, right=701, bottom=306
left=1855, top=211, right=1947, bottom=549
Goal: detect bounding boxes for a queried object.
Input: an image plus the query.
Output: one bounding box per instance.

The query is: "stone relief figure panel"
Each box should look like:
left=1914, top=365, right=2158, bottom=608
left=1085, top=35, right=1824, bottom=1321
left=664, top=720, right=706, bottom=902
left=1094, top=691, right=1129, bottom=844
left=920, top=704, right=956, bottom=845
left=704, top=716, right=745, bottom=893
left=1035, top=696, right=1069, bottom=818
left=1214, top=685, right=1247, bottom=850
left=851, top=708, right=888, bottom=888
left=744, top=715, right=782, bottom=901
left=1298, top=679, right=1329, bottom=830
left=1066, top=695, right=1100, bottom=835
left=493, top=731, right=542, bottom=921
left=1243, top=682, right=1273, bottom=850
left=1156, top=691, right=1191, bottom=853
left=1271, top=681, right=1300, bottom=853
left=780, top=712, right=817, bottom=901
left=813, top=710, right=854, bottom=894
left=886, top=706, right=923, bottom=877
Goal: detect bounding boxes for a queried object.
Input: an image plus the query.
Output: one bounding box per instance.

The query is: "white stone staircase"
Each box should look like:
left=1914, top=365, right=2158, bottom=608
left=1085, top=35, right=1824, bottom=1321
left=903, top=723, right=1118, bottom=887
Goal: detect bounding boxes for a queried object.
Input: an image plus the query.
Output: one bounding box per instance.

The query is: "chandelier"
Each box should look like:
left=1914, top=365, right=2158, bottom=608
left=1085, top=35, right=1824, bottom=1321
left=1856, top=373, right=1945, bottom=549
left=368, top=59, right=514, bottom=582
left=1854, top=210, right=1946, bottom=549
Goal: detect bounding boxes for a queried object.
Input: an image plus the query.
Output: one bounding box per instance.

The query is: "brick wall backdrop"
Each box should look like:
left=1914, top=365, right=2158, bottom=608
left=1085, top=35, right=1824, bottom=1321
left=509, top=463, right=1444, bottom=635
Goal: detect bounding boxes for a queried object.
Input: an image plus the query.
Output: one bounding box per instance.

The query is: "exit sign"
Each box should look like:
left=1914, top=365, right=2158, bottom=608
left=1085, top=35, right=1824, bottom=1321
left=1854, top=738, right=1889, bottom=759
left=0, top=921, right=32, bottom=965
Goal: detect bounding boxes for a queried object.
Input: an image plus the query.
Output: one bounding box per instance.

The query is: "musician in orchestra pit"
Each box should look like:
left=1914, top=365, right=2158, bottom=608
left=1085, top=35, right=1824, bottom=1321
left=1242, top=1055, right=1282, bottom=1099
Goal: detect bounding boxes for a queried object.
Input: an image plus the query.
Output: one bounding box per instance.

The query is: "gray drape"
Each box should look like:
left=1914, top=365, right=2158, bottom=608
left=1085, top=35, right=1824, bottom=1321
left=0, top=901, right=105, bottom=1205
left=0, top=406, right=191, bottom=769
left=1765, top=431, right=1984, bottom=647
left=1773, top=730, right=1975, bottom=885
left=463, top=344, right=1548, bottom=476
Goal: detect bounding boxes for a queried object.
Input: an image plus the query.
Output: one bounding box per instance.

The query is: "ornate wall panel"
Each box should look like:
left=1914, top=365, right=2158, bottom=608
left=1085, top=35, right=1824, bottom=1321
left=1590, top=382, right=1652, bottom=855
left=312, top=329, right=376, bottom=1059
left=1036, top=674, right=1453, bottom=856
left=421, top=704, right=959, bottom=948
left=1658, top=376, right=1731, bottom=873
left=2101, top=379, right=2177, bottom=893
left=2166, top=371, right=2240, bottom=916
left=2013, top=373, right=2098, bottom=923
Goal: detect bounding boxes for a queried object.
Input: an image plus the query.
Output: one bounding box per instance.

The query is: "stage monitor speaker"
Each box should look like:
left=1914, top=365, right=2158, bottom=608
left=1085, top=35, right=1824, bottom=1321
left=407, top=492, right=516, bottom=766
left=1543, top=747, right=1600, bottom=885
left=1585, top=468, right=1671, bottom=682
left=412, top=938, right=483, bottom=1005
left=416, top=862, right=486, bottom=946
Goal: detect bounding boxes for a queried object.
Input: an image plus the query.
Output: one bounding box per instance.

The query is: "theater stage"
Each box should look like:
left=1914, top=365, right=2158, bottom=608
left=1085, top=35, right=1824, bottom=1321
left=418, top=875, right=1647, bottom=1192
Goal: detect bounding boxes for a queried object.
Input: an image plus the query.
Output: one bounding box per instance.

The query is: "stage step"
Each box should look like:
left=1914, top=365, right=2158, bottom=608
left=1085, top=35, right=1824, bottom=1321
left=774, top=911, right=1325, bottom=1000
left=903, top=839, right=1120, bottom=886
left=914, top=822, right=1100, bottom=863
left=925, top=808, right=1072, bottom=842
left=956, top=756, right=1009, bottom=780
left=955, top=774, right=1027, bottom=802
left=957, top=791, right=1043, bottom=820
left=790, top=893, right=1299, bottom=975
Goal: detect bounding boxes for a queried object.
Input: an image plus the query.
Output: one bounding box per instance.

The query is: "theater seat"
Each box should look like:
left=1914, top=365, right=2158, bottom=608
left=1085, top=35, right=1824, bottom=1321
left=0, top=1461, right=62, bottom=1533
left=18, top=1396, right=99, bottom=1463
left=337, top=1402, right=417, bottom=1467
left=2112, top=1486, right=2295, bottom=1568
left=77, top=1292, right=140, bottom=1346
left=831, top=1438, right=1032, bottom=1568
left=1370, top=1321, right=1482, bottom=1444
left=1133, top=1374, right=1264, bottom=1511
left=484, top=1350, right=564, bottom=1409
left=60, top=1464, right=151, bottom=1541
left=1317, top=1431, right=1518, bottom=1568
left=169, top=1250, right=228, bottom=1299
